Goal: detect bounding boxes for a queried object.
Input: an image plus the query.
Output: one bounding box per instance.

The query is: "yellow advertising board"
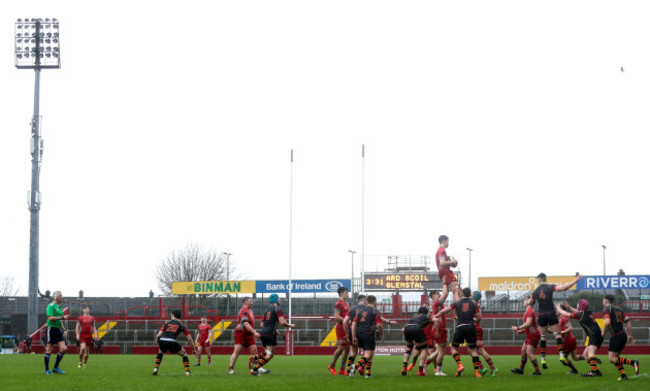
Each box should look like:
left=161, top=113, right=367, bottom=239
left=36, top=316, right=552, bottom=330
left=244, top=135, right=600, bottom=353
left=478, top=276, right=577, bottom=291
left=171, top=280, right=256, bottom=295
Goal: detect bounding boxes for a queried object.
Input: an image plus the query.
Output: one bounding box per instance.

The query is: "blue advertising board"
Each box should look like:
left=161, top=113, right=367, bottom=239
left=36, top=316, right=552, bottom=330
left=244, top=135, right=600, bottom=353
left=577, top=275, right=650, bottom=290
left=256, top=279, right=351, bottom=294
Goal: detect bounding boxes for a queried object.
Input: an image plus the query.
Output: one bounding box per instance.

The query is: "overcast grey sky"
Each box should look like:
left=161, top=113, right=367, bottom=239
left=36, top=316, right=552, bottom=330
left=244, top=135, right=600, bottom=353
left=1, top=1, right=649, bottom=297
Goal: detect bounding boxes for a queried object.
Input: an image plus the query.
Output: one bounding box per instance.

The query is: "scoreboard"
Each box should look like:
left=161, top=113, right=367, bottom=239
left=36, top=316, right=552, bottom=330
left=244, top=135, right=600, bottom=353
left=363, top=272, right=444, bottom=291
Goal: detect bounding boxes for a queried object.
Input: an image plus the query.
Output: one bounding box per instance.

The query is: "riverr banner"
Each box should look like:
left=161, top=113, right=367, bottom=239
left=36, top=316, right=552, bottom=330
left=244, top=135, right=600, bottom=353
left=577, top=275, right=650, bottom=290
left=478, top=276, right=577, bottom=291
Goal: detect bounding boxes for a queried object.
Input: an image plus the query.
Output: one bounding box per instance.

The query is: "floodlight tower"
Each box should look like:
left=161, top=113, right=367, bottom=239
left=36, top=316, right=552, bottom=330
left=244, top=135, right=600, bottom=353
left=14, top=18, right=61, bottom=335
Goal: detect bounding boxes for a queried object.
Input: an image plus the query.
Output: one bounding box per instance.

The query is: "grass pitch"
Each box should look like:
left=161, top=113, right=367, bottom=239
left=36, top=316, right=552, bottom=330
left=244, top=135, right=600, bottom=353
left=1, top=353, right=648, bottom=390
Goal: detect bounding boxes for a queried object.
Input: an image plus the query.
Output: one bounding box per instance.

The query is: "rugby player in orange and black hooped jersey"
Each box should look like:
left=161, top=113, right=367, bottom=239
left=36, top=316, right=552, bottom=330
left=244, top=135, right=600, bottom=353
left=349, top=295, right=383, bottom=379
left=404, top=304, right=432, bottom=376
left=401, top=306, right=431, bottom=376
left=343, top=294, right=367, bottom=374
left=556, top=298, right=604, bottom=377
left=433, top=287, right=483, bottom=378
left=153, top=309, right=195, bottom=376
left=601, top=294, right=639, bottom=380
left=406, top=303, right=433, bottom=376
left=229, top=297, right=261, bottom=374
left=472, top=291, right=498, bottom=376
left=328, top=286, right=350, bottom=375
left=531, top=272, right=582, bottom=368
left=251, top=293, right=295, bottom=375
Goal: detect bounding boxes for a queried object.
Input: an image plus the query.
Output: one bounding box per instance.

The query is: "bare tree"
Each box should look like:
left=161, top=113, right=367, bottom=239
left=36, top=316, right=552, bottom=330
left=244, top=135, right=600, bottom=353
left=155, top=242, right=236, bottom=296
left=0, top=275, right=19, bottom=316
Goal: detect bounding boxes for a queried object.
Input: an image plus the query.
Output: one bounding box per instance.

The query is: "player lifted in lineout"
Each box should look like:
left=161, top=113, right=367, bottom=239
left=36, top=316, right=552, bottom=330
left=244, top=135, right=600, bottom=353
left=436, top=235, right=461, bottom=302
left=153, top=310, right=195, bottom=376
left=251, top=293, right=295, bottom=376
left=531, top=272, right=582, bottom=367
left=75, top=305, right=97, bottom=368
left=194, top=315, right=213, bottom=367
left=328, top=286, right=350, bottom=375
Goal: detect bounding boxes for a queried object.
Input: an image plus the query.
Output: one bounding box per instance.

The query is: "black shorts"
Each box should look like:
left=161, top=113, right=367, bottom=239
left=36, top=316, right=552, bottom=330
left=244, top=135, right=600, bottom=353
left=608, top=332, right=627, bottom=353
left=537, top=311, right=559, bottom=327
left=357, top=332, right=376, bottom=351
left=159, top=340, right=182, bottom=354
left=404, top=326, right=427, bottom=344
left=46, top=327, right=65, bottom=345
left=260, top=334, right=277, bottom=347
left=587, top=333, right=604, bottom=349
left=452, top=325, right=477, bottom=349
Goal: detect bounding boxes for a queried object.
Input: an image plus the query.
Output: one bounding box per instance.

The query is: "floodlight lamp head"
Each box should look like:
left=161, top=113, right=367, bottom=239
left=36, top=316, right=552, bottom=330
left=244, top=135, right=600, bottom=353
left=14, top=18, right=61, bottom=69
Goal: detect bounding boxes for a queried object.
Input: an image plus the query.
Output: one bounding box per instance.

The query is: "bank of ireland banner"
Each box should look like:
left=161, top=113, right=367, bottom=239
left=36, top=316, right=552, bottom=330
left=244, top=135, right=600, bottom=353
left=256, top=279, right=351, bottom=294
left=577, top=275, right=650, bottom=290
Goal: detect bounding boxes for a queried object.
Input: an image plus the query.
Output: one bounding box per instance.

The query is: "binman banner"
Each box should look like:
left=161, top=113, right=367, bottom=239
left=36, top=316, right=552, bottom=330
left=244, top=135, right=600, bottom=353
left=172, top=281, right=257, bottom=295
left=171, top=279, right=351, bottom=295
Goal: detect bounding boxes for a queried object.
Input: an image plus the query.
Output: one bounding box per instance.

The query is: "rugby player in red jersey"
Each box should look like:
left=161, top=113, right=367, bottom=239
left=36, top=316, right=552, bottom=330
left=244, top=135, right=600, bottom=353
left=510, top=295, right=542, bottom=375
left=436, top=235, right=461, bottom=302
left=153, top=310, right=195, bottom=376
left=75, top=305, right=97, bottom=368
left=328, top=286, right=350, bottom=375
left=602, top=294, right=639, bottom=381
left=556, top=305, right=581, bottom=374
left=472, top=291, right=498, bottom=376
left=194, top=315, right=213, bottom=367
left=424, top=290, right=448, bottom=376
left=228, top=297, right=261, bottom=374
